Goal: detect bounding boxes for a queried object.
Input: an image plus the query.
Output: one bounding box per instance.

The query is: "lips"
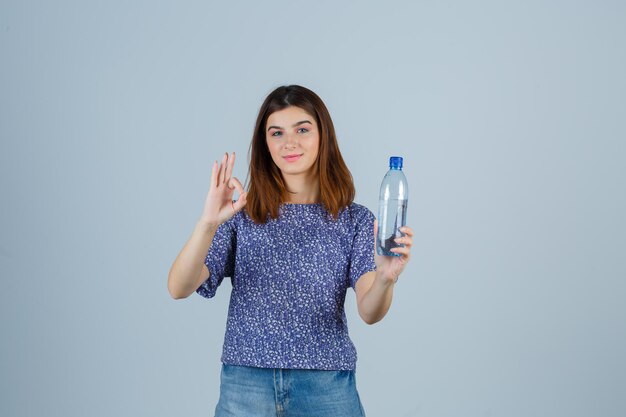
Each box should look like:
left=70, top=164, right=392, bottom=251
left=283, top=154, right=303, bottom=163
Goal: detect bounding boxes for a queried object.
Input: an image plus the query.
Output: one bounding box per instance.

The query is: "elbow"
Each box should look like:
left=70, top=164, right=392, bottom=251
left=359, top=312, right=382, bottom=325
left=169, top=289, right=188, bottom=300
left=167, top=277, right=191, bottom=300
left=168, top=287, right=190, bottom=300
left=168, top=285, right=184, bottom=300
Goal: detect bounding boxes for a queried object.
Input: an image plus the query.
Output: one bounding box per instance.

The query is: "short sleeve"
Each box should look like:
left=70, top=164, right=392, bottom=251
left=196, top=217, right=236, bottom=299
left=348, top=205, right=377, bottom=288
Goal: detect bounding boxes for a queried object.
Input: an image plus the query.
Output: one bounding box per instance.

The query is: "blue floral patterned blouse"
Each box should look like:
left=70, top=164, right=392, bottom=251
left=196, top=202, right=376, bottom=370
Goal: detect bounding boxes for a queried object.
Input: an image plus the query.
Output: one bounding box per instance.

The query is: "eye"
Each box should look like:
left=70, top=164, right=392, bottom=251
left=271, top=131, right=283, bottom=137
left=297, top=127, right=309, bottom=134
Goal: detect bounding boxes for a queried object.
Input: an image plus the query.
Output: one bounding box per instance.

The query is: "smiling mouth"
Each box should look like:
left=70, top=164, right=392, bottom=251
left=283, top=154, right=303, bottom=162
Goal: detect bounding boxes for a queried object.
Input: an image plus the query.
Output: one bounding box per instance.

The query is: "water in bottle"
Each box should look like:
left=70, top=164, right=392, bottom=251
left=377, top=156, right=408, bottom=256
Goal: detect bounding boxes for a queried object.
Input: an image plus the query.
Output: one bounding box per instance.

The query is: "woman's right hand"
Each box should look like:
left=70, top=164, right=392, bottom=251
left=200, top=152, right=247, bottom=226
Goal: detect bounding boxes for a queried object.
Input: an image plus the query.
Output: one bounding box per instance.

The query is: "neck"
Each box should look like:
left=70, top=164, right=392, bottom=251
left=283, top=173, right=320, bottom=204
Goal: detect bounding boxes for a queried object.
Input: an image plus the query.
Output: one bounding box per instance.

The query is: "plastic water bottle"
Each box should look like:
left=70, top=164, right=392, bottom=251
left=377, top=156, right=408, bottom=256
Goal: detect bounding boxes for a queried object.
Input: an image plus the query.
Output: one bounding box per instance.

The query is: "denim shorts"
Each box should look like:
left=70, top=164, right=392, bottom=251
left=214, top=364, right=366, bottom=417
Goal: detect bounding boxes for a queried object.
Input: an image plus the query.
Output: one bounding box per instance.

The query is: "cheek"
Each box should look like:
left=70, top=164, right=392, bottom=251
left=266, top=140, right=281, bottom=160
left=310, top=136, right=320, bottom=155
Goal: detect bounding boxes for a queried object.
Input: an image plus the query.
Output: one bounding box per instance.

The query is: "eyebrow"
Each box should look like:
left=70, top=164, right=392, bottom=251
left=267, top=120, right=313, bottom=131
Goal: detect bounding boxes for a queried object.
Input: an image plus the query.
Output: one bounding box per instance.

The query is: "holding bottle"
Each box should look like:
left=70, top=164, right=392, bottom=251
left=377, top=156, right=409, bottom=256
left=168, top=86, right=415, bottom=416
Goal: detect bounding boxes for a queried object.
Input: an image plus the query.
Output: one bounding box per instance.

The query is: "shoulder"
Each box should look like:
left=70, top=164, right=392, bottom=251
left=345, top=202, right=375, bottom=218
left=341, top=202, right=375, bottom=227
left=217, top=209, right=249, bottom=233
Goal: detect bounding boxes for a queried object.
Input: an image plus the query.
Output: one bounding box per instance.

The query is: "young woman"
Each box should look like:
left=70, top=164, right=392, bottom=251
left=168, top=85, right=413, bottom=417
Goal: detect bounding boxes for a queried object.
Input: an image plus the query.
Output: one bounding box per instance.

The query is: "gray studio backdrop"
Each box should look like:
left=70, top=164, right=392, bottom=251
left=1, top=1, right=625, bottom=416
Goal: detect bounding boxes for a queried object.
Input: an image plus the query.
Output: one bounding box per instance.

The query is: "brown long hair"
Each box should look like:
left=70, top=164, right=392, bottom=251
left=246, top=85, right=355, bottom=223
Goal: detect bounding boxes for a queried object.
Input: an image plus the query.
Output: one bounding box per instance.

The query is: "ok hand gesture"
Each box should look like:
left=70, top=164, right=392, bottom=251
left=200, top=152, right=247, bottom=226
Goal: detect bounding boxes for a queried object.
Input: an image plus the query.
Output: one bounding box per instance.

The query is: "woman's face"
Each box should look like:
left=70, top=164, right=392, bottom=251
left=265, top=106, right=320, bottom=179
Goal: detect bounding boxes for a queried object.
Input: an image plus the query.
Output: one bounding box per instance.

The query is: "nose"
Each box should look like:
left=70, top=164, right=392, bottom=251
left=283, top=132, right=297, bottom=149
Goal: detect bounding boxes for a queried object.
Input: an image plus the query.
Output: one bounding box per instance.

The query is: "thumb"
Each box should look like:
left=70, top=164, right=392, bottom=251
left=232, top=192, right=248, bottom=213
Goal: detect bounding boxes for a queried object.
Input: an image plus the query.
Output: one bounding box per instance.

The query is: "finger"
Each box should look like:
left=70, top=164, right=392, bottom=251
left=229, top=177, right=248, bottom=212
left=390, top=246, right=411, bottom=258
left=399, top=226, right=414, bottom=237
left=211, top=160, right=219, bottom=188
left=224, top=152, right=235, bottom=184
left=232, top=192, right=248, bottom=212
left=219, top=153, right=228, bottom=184
left=390, top=251, right=411, bottom=263
left=394, top=235, right=413, bottom=247
left=228, top=177, right=246, bottom=195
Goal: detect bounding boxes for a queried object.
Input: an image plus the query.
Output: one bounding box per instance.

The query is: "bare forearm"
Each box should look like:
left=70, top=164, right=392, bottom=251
left=167, top=220, right=218, bottom=299
left=357, top=271, right=396, bottom=324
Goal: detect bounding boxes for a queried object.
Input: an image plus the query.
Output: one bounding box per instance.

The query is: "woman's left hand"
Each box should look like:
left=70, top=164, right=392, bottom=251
left=374, top=220, right=414, bottom=284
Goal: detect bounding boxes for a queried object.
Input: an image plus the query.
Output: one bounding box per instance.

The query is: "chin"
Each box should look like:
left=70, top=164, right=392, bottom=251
left=282, top=166, right=315, bottom=176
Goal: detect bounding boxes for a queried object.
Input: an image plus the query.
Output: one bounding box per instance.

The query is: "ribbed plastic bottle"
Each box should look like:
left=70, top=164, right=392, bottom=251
left=377, top=156, right=408, bottom=256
